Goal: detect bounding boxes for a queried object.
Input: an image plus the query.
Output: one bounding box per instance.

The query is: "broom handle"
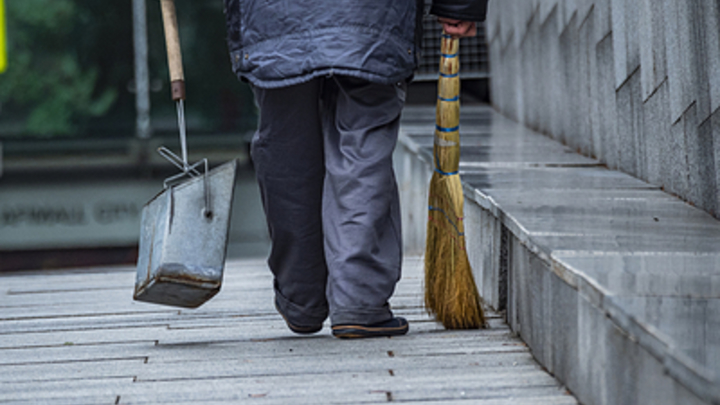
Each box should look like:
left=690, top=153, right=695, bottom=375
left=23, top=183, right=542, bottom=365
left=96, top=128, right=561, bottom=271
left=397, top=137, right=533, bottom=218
left=160, top=0, right=185, bottom=101
left=435, top=32, right=461, bottom=176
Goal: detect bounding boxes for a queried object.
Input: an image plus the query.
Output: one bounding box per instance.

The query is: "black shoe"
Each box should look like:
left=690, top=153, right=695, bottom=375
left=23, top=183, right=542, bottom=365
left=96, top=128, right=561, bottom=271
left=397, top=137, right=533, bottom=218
left=275, top=302, right=323, bottom=335
left=332, top=317, right=409, bottom=339
left=285, top=320, right=323, bottom=335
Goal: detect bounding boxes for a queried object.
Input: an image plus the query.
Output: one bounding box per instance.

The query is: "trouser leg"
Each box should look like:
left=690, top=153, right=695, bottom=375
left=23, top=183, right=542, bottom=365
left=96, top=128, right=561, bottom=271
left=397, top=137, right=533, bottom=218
left=321, top=76, right=406, bottom=325
left=250, top=80, right=329, bottom=327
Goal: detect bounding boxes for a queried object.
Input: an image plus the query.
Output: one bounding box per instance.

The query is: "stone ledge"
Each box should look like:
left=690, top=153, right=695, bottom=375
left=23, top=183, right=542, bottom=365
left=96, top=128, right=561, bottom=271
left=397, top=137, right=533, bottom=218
left=396, top=105, right=720, bottom=405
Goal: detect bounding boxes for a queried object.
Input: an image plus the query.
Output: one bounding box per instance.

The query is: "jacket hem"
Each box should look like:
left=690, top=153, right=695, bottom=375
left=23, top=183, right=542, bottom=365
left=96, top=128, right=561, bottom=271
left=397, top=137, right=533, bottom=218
left=239, top=68, right=413, bottom=90
left=231, top=27, right=417, bottom=89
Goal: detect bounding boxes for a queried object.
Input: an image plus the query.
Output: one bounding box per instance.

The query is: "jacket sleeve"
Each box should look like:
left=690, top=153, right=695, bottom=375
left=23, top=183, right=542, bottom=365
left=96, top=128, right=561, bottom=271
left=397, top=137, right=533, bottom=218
left=430, top=0, right=489, bottom=22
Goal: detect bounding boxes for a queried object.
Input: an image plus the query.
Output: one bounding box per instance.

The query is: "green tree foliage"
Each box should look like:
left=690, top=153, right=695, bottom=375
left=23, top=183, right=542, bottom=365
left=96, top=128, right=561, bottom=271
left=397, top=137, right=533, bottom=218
left=0, top=0, right=117, bottom=137
left=0, top=0, right=255, bottom=139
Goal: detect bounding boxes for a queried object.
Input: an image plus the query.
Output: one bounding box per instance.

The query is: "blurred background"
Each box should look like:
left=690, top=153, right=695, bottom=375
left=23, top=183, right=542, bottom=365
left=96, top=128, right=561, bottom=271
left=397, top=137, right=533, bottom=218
left=0, top=0, right=489, bottom=272
left=0, top=0, right=264, bottom=271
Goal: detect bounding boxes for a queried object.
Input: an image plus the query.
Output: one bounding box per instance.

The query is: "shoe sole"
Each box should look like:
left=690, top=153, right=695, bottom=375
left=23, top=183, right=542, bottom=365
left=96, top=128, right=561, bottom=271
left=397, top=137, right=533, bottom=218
left=275, top=302, right=323, bottom=335
left=332, top=324, right=408, bottom=339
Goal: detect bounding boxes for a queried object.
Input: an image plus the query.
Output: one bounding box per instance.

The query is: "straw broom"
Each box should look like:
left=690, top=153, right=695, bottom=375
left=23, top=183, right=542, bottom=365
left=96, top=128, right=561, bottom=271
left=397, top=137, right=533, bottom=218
left=424, top=32, right=485, bottom=329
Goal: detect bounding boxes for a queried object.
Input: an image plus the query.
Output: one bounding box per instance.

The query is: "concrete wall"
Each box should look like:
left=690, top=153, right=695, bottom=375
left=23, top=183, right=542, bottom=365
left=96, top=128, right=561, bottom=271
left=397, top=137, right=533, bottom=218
left=487, top=0, right=720, bottom=218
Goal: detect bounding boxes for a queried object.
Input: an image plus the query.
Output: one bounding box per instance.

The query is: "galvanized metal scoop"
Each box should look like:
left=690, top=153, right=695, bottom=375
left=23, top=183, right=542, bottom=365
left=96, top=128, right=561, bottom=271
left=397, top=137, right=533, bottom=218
left=134, top=0, right=237, bottom=308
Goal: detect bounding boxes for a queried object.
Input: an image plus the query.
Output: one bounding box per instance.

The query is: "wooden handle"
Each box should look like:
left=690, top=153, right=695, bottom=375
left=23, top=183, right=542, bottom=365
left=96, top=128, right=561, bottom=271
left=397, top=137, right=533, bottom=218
left=434, top=33, right=461, bottom=175
left=160, top=0, right=185, bottom=100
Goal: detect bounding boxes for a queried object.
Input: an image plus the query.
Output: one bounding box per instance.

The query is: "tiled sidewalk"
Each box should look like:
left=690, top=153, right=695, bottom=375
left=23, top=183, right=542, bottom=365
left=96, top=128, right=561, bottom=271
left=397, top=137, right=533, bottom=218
left=0, top=257, right=577, bottom=404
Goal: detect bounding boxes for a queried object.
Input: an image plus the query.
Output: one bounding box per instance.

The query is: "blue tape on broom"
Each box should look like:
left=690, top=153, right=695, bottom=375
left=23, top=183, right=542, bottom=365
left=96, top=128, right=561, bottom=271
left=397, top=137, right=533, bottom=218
left=436, top=125, right=460, bottom=133
left=429, top=205, right=465, bottom=236
left=434, top=151, right=459, bottom=176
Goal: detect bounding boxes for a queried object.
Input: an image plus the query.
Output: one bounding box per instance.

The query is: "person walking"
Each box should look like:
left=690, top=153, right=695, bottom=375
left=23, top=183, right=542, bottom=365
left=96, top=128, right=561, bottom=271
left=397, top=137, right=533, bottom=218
left=224, top=0, right=488, bottom=338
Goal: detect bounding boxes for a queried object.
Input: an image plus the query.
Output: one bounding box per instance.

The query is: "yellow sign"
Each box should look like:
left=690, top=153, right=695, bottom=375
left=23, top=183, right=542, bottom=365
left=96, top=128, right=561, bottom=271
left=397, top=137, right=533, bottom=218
left=0, top=0, right=6, bottom=73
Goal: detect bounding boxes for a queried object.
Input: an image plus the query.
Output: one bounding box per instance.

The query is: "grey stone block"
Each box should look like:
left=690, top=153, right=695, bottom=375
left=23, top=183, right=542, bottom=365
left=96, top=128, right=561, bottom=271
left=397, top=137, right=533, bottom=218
left=642, top=80, right=670, bottom=186
left=577, top=11, right=596, bottom=157
left=558, top=14, right=576, bottom=146
left=486, top=210, right=503, bottom=311
left=485, top=0, right=500, bottom=42
left=549, top=272, right=579, bottom=391
left=610, top=0, right=628, bottom=89
left=499, top=0, right=516, bottom=50
left=561, top=0, right=578, bottom=30
left=507, top=237, right=528, bottom=334
left=604, top=320, right=642, bottom=405
left=498, top=225, right=511, bottom=312
left=714, top=111, right=720, bottom=216
left=686, top=107, right=718, bottom=216
left=636, top=341, right=683, bottom=405
left=575, top=0, right=595, bottom=27
left=1, top=377, right=133, bottom=402
left=639, top=0, right=668, bottom=102
left=593, top=0, right=613, bottom=43
left=675, top=380, right=716, bottom=405
left=701, top=0, right=720, bottom=115
left=575, top=298, right=609, bottom=405
left=465, top=202, right=499, bottom=309
left=630, top=70, right=648, bottom=181
left=596, top=32, right=620, bottom=169
left=610, top=0, right=642, bottom=89
left=538, top=0, right=560, bottom=31
left=394, top=141, right=431, bottom=255
left=564, top=12, right=593, bottom=155
left=508, top=38, right=523, bottom=123
left=585, top=7, right=604, bottom=161
left=509, top=241, right=554, bottom=372
left=537, top=14, right=553, bottom=135
left=532, top=249, right=554, bottom=370
left=615, top=71, right=639, bottom=176
left=514, top=1, right=537, bottom=49
left=540, top=6, right=563, bottom=141
left=664, top=0, right=702, bottom=123
left=489, top=39, right=504, bottom=109
left=0, top=358, right=145, bottom=384
left=496, top=34, right=521, bottom=122
left=624, top=0, right=642, bottom=80
left=521, top=11, right=543, bottom=131
left=689, top=1, right=713, bottom=125
left=666, top=113, right=690, bottom=198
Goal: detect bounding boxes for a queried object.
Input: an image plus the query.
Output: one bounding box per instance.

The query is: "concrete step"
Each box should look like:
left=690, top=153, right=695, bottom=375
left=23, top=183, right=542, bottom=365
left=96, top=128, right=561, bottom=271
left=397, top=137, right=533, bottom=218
left=396, top=105, right=720, bottom=405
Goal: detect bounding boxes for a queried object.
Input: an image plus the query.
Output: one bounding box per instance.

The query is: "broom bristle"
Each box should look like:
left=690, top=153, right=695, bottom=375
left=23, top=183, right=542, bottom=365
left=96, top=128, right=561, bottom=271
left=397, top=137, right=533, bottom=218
left=425, top=172, right=485, bottom=329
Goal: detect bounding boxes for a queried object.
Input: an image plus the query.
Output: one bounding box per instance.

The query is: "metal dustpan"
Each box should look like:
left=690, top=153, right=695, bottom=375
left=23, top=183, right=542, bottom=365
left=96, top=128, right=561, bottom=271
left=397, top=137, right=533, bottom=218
left=134, top=0, right=237, bottom=308
left=134, top=149, right=237, bottom=308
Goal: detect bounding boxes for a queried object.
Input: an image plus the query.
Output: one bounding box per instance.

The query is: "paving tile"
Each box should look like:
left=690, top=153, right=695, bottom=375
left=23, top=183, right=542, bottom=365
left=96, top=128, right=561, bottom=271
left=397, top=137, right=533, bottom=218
left=0, top=255, right=577, bottom=404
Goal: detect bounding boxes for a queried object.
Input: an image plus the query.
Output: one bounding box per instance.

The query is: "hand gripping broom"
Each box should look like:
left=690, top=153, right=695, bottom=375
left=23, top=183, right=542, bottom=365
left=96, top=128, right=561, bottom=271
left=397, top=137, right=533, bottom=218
left=424, top=32, right=485, bottom=329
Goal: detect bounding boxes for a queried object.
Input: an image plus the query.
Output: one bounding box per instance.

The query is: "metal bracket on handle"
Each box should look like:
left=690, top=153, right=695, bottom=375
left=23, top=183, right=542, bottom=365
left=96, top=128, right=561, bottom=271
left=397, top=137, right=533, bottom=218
left=157, top=146, right=213, bottom=220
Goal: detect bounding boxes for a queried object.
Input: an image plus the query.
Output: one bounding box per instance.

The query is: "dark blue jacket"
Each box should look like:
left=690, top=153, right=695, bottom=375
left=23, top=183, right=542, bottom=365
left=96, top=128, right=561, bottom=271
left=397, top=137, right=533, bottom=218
left=224, top=0, right=488, bottom=88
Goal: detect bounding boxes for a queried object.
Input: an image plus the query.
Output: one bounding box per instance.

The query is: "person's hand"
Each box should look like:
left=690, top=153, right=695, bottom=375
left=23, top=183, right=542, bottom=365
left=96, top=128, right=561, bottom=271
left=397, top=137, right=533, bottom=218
left=438, top=18, right=477, bottom=38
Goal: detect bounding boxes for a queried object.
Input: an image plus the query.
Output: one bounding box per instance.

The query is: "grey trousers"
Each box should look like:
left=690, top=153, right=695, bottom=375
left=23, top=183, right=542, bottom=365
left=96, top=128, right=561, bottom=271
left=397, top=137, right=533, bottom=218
left=250, top=76, right=405, bottom=326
